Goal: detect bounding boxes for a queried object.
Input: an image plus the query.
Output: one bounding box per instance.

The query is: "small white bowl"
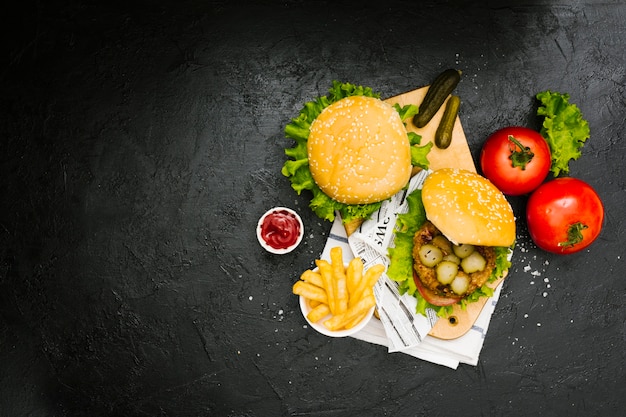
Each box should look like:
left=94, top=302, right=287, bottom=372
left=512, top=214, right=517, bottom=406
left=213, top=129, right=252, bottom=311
left=298, top=266, right=375, bottom=338
left=256, top=207, right=304, bottom=254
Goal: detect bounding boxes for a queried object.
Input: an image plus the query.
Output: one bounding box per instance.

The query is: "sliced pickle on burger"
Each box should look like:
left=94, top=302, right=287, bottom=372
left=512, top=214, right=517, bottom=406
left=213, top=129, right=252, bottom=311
left=450, top=272, right=470, bottom=295
left=442, top=253, right=461, bottom=265
left=431, top=235, right=453, bottom=254
left=436, top=261, right=458, bottom=285
left=453, top=243, right=475, bottom=258
left=418, top=244, right=443, bottom=267
left=460, top=250, right=487, bottom=273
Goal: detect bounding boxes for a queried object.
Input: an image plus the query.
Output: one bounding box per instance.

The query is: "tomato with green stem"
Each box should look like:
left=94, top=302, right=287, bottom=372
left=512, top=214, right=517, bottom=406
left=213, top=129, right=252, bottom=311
left=480, top=126, right=551, bottom=195
left=526, top=177, right=604, bottom=254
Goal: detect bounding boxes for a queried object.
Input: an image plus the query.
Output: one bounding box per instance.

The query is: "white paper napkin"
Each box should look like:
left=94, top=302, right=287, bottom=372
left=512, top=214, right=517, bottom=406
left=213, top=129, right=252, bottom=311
left=321, top=216, right=503, bottom=369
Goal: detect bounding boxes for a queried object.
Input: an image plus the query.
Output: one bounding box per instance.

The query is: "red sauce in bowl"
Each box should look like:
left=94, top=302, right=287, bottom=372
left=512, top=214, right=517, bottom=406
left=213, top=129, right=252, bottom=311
left=258, top=208, right=303, bottom=252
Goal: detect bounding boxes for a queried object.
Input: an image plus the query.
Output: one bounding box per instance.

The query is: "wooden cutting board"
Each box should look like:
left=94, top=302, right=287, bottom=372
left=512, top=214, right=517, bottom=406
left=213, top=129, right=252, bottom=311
left=387, top=87, right=477, bottom=174
left=348, top=85, right=506, bottom=340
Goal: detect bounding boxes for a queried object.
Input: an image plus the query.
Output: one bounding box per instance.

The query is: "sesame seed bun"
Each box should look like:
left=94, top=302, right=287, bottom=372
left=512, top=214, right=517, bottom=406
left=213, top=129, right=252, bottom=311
left=307, top=96, right=412, bottom=205
left=421, top=168, right=516, bottom=247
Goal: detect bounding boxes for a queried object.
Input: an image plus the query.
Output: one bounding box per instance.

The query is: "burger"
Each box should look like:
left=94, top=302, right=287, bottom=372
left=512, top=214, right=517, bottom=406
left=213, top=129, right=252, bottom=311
left=282, top=81, right=432, bottom=227
left=387, top=168, right=515, bottom=316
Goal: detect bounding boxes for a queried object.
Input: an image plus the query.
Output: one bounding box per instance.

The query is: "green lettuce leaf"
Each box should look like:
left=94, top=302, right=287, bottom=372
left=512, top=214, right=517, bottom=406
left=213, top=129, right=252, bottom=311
left=387, top=190, right=426, bottom=292
left=395, top=104, right=432, bottom=170
left=411, top=142, right=433, bottom=170
left=386, top=187, right=513, bottom=317
left=536, top=90, right=590, bottom=177
left=393, top=103, right=419, bottom=121
left=282, top=81, right=430, bottom=224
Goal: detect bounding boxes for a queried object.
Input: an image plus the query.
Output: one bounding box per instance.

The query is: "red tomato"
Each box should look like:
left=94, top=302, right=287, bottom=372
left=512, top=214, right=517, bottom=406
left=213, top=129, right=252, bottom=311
left=480, top=126, right=551, bottom=195
left=526, top=177, right=604, bottom=254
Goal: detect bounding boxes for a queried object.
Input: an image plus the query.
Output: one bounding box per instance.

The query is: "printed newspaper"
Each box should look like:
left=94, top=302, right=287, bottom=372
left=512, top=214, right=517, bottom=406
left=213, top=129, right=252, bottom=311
left=347, top=169, right=440, bottom=352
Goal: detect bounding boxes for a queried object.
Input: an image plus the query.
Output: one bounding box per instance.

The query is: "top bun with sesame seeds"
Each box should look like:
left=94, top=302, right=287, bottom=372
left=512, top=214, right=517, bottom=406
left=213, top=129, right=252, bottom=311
left=307, top=96, right=412, bottom=205
left=421, top=168, right=516, bottom=247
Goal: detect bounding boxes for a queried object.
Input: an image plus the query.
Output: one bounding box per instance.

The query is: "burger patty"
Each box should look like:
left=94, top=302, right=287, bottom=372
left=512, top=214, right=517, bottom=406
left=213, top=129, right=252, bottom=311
left=412, top=221, right=497, bottom=298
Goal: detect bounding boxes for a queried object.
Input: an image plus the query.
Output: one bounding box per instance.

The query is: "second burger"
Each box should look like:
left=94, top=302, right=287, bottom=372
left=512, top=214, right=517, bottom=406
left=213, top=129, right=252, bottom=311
left=388, top=168, right=516, bottom=316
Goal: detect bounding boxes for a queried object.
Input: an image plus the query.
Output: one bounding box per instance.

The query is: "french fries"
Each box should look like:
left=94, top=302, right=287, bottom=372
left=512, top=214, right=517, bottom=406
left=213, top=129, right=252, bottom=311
left=349, top=263, right=385, bottom=309
left=307, top=303, right=331, bottom=323
left=300, top=269, right=324, bottom=288
left=315, top=260, right=337, bottom=315
left=330, top=247, right=348, bottom=314
left=292, top=281, right=328, bottom=304
left=346, top=257, right=363, bottom=298
left=292, top=246, right=385, bottom=332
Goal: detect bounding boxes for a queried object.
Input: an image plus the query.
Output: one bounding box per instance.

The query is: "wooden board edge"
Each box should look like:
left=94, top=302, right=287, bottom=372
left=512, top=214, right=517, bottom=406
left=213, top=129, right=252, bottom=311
left=428, top=272, right=508, bottom=340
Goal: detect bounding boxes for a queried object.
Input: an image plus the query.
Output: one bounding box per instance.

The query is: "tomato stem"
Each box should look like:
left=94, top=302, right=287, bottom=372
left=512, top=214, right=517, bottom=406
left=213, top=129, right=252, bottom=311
left=558, top=222, right=588, bottom=248
left=508, top=135, right=534, bottom=170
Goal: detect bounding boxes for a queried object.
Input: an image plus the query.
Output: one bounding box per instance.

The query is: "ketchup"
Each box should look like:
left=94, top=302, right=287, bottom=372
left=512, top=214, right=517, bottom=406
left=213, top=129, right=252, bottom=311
left=259, top=209, right=302, bottom=250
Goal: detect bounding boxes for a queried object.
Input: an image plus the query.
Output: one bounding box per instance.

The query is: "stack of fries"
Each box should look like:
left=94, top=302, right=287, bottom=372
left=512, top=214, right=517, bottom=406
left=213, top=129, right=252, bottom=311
left=292, top=246, right=384, bottom=332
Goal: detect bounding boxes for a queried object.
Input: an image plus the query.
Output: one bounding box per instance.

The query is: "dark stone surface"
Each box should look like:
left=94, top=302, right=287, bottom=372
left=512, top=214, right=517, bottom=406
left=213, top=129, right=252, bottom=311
left=1, top=1, right=624, bottom=416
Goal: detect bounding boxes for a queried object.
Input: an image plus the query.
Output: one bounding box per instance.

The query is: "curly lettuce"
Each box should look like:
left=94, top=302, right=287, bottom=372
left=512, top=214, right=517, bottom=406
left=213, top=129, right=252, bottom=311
left=536, top=90, right=590, bottom=177
left=393, top=103, right=433, bottom=170
left=386, top=187, right=513, bottom=317
left=282, top=81, right=431, bottom=223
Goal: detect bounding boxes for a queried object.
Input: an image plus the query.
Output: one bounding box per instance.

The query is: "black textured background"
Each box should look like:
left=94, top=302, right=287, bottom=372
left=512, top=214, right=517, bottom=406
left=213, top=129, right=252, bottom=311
left=1, top=1, right=625, bottom=416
